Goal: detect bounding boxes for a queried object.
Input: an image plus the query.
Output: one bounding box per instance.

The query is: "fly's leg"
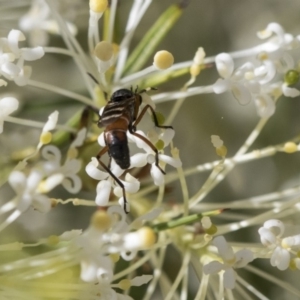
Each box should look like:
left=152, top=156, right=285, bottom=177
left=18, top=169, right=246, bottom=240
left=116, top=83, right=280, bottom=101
left=96, top=146, right=129, bottom=214
left=128, top=129, right=165, bottom=175
left=133, top=104, right=173, bottom=130
left=129, top=104, right=173, bottom=175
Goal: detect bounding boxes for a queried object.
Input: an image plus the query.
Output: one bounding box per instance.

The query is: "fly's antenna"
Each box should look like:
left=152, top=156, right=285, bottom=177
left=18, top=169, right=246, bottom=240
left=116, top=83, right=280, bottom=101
left=87, top=72, right=108, bottom=100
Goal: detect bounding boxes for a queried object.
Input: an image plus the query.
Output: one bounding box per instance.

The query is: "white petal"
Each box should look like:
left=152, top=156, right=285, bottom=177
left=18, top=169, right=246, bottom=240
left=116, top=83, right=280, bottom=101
left=223, top=268, right=236, bottom=289
left=1, top=62, right=21, bottom=76
left=254, top=94, right=275, bottom=118
left=159, top=128, right=175, bottom=147
left=234, top=249, right=254, bottom=268
left=127, top=130, right=153, bottom=153
left=130, top=275, right=153, bottom=286
left=71, top=127, right=87, bottom=148
left=43, top=111, right=59, bottom=132
left=213, top=78, right=231, bottom=94
left=14, top=65, right=32, bottom=86
left=130, top=153, right=148, bottom=168
left=231, top=83, right=252, bottom=105
left=0, top=97, right=19, bottom=116
left=80, top=261, right=98, bottom=282
left=27, top=170, right=43, bottom=192
left=150, top=164, right=164, bottom=186
left=159, top=154, right=182, bottom=168
left=7, top=29, right=25, bottom=55
left=44, top=173, right=64, bottom=191
left=107, top=205, right=127, bottom=230
left=270, top=247, right=290, bottom=270
left=122, top=173, right=140, bottom=193
left=16, top=194, right=32, bottom=212
left=282, top=84, right=300, bottom=98
left=258, top=61, right=276, bottom=85
left=110, top=160, right=125, bottom=178
left=21, top=46, right=44, bottom=61
left=96, top=180, right=112, bottom=206
left=62, top=174, right=82, bottom=194
left=244, top=80, right=261, bottom=94
left=8, top=171, right=26, bottom=193
left=212, top=236, right=235, bottom=262
left=257, top=23, right=285, bottom=46
left=263, top=219, right=285, bottom=237
left=32, top=194, right=51, bottom=213
left=63, top=159, right=81, bottom=174
left=258, top=227, right=276, bottom=247
left=203, top=261, right=224, bottom=275
left=41, top=145, right=61, bottom=164
left=215, top=53, right=234, bottom=78
left=282, top=234, right=300, bottom=248
left=98, top=132, right=106, bottom=147
left=86, top=158, right=109, bottom=180
left=96, top=256, right=114, bottom=283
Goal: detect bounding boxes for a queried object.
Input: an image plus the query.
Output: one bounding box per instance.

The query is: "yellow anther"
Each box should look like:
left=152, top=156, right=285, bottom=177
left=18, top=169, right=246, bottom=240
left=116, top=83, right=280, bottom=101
left=205, top=224, right=218, bottom=235
left=155, top=139, right=165, bottom=150
left=289, top=259, right=297, bottom=271
left=138, top=227, right=156, bottom=248
left=91, top=210, right=112, bottom=230
left=67, top=148, right=78, bottom=159
left=89, top=0, right=108, bottom=13
left=153, top=50, right=174, bottom=70
left=283, top=142, right=298, bottom=153
left=40, top=132, right=52, bottom=144
left=118, top=279, right=131, bottom=290
left=216, top=145, right=227, bottom=157
left=109, top=253, right=120, bottom=263
left=258, top=52, right=269, bottom=61
left=95, top=41, right=114, bottom=61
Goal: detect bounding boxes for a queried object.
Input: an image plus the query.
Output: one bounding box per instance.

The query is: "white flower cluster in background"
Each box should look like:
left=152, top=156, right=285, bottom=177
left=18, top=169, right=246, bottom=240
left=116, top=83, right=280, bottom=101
left=0, top=114, right=84, bottom=232
left=213, top=23, right=300, bottom=117
left=0, top=29, right=44, bottom=86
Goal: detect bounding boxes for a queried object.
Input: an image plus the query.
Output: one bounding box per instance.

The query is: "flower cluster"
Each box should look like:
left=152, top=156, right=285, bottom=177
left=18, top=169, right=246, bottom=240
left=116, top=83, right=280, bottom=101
left=213, top=23, right=300, bottom=117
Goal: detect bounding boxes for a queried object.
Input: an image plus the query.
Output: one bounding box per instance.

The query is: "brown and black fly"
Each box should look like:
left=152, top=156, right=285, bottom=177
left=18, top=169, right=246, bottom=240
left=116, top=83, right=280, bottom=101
left=86, top=75, right=173, bottom=213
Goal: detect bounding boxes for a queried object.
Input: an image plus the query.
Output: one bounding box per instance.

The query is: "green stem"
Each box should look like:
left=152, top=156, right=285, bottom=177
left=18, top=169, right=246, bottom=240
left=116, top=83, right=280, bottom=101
left=152, top=209, right=222, bottom=232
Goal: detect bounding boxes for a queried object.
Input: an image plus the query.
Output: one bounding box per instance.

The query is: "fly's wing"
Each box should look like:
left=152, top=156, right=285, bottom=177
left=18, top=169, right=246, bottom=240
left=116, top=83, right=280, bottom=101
left=99, top=97, right=135, bottom=127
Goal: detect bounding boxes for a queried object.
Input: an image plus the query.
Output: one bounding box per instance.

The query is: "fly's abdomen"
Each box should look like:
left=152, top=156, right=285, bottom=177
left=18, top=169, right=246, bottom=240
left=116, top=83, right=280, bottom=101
left=105, top=130, right=130, bottom=169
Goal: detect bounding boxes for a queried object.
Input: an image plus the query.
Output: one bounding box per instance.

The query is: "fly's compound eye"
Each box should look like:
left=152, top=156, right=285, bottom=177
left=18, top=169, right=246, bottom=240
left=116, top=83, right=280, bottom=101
left=110, top=89, right=134, bottom=102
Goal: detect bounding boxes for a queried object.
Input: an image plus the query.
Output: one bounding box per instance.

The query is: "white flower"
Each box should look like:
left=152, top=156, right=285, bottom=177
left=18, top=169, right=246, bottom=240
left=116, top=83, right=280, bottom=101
left=8, top=169, right=51, bottom=213
left=213, top=53, right=280, bottom=117
left=40, top=144, right=82, bottom=193
left=128, top=130, right=181, bottom=185
left=19, top=0, right=78, bottom=47
left=258, top=219, right=298, bottom=271
left=257, top=23, right=300, bottom=53
left=0, top=29, right=44, bottom=86
left=74, top=206, right=155, bottom=283
left=0, top=97, right=19, bottom=133
left=203, top=236, right=253, bottom=289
